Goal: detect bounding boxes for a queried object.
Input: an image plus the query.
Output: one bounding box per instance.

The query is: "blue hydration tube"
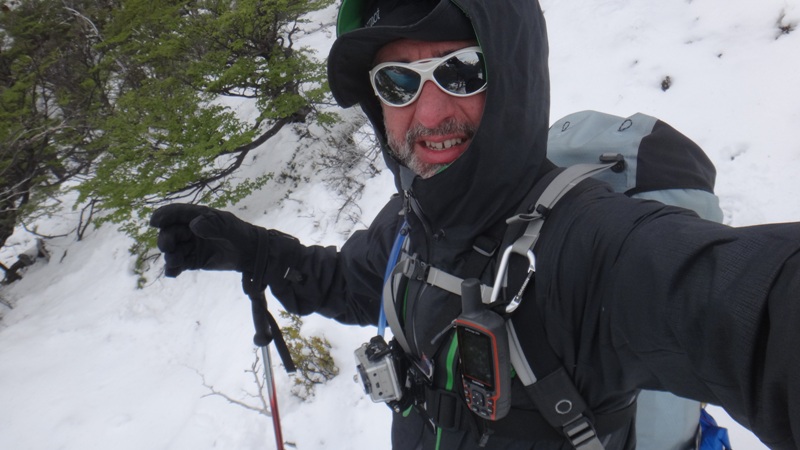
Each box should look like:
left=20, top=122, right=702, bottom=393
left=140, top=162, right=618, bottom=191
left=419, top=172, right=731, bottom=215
left=378, top=221, right=407, bottom=337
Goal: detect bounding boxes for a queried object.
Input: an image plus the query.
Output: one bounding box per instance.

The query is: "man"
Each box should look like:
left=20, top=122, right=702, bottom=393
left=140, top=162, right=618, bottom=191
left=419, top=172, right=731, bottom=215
left=150, top=0, right=800, bottom=448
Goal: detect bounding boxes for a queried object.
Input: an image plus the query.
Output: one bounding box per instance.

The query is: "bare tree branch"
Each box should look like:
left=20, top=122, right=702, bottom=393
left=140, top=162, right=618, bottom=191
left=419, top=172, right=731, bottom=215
left=191, top=349, right=273, bottom=417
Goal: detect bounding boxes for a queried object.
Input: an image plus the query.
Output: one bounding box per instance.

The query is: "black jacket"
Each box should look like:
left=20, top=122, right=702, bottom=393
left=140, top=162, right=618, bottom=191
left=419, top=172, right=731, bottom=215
left=265, top=178, right=800, bottom=450
left=262, top=0, right=800, bottom=448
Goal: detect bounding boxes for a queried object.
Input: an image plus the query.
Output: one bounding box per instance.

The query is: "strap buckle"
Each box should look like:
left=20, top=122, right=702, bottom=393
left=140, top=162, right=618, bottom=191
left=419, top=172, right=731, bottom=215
left=399, top=253, right=429, bottom=281
left=563, top=416, right=604, bottom=450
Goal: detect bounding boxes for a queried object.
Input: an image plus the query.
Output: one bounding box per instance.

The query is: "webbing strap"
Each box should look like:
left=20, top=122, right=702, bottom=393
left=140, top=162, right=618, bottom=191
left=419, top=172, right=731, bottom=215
left=510, top=163, right=617, bottom=254
left=525, top=368, right=602, bottom=450
left=382, top=257, right=496, bottom=356
left=426, top=266, right=494, bottom=304
left=502, top=163, right=618, bottom=450
left=510, top=312, right=607, bottom=450
left=383, top=262, right=413, bottom=354
left=485, top=399, right=637, bottom=444
left=492, top=163, right=618, bottom=306
left=507, top=320, right=537, bottom=385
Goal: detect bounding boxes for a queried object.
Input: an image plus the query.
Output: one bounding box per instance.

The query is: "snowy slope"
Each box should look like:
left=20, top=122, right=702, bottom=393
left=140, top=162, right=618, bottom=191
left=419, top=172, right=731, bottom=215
left=2, top=1, right=799, bottom=449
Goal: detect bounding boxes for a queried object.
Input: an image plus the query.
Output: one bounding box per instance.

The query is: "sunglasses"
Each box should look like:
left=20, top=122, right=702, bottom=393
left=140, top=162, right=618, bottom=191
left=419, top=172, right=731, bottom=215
left=369, top=46, right=487, bottom=107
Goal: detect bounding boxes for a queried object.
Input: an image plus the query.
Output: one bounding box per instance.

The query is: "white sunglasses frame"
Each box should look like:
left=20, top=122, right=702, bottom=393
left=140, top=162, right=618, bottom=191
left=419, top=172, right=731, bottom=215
left=369, top=46, right=487, bottom=107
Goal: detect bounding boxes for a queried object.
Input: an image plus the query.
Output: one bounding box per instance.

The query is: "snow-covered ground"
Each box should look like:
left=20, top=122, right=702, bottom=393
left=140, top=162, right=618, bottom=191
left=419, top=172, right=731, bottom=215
left=2, top=1, right=798, bottom=449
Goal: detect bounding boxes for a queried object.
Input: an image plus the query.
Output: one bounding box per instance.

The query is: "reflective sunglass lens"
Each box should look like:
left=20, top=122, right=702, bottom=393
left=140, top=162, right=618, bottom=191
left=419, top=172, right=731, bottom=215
left=434, top=53, right=486, bottom=95
left=374, top=66, right=421, bottom=106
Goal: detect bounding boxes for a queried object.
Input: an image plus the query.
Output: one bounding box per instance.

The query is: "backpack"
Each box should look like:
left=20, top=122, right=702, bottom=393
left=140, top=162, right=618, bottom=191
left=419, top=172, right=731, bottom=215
left=378, top=110, right=731, bottom=450
left=546, top=111, right=729, bottom=450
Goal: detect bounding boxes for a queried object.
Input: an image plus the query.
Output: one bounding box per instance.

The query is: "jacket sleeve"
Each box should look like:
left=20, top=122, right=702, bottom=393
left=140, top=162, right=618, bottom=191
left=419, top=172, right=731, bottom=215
left=262, top=196, right=404, bottom=327
left=536, top=182, right=800, bottom=449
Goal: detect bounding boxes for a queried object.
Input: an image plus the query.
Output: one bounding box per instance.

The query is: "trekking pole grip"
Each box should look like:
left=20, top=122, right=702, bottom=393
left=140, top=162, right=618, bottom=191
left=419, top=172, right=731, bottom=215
left=243, top=274, right=296, bottom=373
left=243, top=228, right=274, bottom=348
left=240, top=230, right=296, bottom=372
left=250, top=291, right=274, bottom=347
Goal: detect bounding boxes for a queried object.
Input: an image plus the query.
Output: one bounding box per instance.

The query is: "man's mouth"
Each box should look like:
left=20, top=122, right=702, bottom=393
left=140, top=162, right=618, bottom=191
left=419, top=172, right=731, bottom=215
left=387, top=118, right=478, bottom=178
left=423, top=138, right=464, bottom=150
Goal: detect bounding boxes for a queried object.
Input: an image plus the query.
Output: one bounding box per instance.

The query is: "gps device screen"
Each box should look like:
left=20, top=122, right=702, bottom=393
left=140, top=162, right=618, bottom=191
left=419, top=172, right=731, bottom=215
left=457, top=327, right=494, bottom=387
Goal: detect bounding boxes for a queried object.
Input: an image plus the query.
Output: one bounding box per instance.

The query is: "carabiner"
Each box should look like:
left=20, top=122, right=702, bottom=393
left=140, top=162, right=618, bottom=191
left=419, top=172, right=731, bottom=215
left=490, top=245, right=537, bottom=313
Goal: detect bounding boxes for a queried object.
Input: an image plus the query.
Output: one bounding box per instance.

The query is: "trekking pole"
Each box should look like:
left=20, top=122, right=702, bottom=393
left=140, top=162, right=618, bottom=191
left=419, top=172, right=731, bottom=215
left=250, top=291, right=284, bottom=450
left=260, top=345, right=282, bottom=449
left=242, top=231, right=296, bottom=449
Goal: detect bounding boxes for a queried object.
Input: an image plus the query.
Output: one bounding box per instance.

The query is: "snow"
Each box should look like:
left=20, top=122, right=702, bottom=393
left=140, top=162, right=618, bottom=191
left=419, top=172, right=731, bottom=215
left=2, top=1, right=798, bottom=449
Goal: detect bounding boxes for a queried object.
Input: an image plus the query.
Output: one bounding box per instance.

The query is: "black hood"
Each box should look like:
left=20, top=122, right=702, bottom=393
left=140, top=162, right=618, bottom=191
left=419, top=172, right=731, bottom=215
left=328, top=0, right=551, bottom=244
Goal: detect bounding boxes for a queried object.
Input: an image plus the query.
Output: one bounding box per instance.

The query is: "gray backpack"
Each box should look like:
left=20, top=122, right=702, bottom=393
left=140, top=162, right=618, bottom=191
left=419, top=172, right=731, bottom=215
left=547, top=110, right=723, bottom=450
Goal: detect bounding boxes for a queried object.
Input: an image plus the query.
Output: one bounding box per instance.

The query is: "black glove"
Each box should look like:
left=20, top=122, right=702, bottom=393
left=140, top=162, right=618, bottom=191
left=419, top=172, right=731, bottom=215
left=149, top=203, right=263, bottom=278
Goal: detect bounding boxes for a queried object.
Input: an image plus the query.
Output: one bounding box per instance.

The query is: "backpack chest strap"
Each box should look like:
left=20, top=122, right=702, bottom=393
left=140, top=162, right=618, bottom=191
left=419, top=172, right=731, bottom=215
left=404, top=255, right=495, bottom=302
left=382, top=254, right=495, bottom=355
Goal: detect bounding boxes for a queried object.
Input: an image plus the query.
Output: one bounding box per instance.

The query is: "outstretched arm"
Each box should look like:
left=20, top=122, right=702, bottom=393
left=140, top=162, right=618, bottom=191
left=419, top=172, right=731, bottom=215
left=539, top=187, right=800, bottom=448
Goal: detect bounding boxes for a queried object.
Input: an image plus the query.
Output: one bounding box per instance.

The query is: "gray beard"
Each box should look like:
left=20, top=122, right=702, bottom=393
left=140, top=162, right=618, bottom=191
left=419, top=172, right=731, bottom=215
left=386, top=119, right=476, bottom=179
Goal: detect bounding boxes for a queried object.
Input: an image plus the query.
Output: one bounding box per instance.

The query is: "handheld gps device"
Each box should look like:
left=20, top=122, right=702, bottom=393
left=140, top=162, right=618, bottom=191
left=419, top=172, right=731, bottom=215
left=454, top=278, right=511, bottom=421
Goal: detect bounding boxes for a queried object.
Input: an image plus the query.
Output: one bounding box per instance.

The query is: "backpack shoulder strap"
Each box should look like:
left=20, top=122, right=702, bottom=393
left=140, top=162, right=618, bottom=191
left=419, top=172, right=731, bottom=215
left=501, top=162, right=621, bottom=450
left=381, top=234, right=413, bottom=354
left=492, top=162, right=620, bottom=308
left=511, top=162, right=620, bottom=251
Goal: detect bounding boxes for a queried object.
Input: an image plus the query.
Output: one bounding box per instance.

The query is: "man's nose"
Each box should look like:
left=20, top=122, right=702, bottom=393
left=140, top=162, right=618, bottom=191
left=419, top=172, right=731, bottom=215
left=413, top=81, right=456, bottom=128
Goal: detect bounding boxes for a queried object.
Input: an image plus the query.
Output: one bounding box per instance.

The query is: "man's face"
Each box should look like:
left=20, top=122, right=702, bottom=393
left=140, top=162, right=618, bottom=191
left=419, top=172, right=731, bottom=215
left=374, top=39, right=486, bottom=179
